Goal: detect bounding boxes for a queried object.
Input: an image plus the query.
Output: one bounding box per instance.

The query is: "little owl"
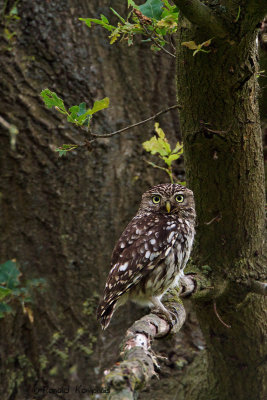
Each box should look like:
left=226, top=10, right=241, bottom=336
left=97, top=183, right=196, bottom=329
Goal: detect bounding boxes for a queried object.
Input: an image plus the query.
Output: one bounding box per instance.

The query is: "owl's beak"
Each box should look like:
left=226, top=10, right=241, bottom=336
left=165, top=201, right=171, bottom=213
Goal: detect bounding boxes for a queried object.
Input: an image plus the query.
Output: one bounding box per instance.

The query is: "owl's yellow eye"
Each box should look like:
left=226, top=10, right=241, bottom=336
left=175, top=194, right=184, bottom=203
left=152, top=195, right=161, bottom=204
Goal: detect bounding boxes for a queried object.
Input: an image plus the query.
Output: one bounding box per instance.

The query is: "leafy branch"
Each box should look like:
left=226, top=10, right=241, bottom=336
left=0, top=260, right=46, bottom=319
left=181, top=38, right=213, bottom=56
left=40, top=89, right=109, bottom=156
left=143, top=122, right=184, bottom=183
left=79, top=0, right=179, bottom=57
left=40, top=89, right=181, bottom=157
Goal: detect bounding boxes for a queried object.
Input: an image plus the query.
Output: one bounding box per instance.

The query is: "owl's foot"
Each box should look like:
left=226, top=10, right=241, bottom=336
left=150, top=297, right=178, bottom=337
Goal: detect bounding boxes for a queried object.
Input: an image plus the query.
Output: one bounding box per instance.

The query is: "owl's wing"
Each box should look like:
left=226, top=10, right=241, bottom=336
left=97, top=214, right=182, bottom=324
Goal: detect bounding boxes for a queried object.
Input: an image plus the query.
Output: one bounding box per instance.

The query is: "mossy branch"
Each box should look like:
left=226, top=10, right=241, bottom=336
left=172, top=0, right=227, bottom=38
left=102, top=278, right=196, bottom=399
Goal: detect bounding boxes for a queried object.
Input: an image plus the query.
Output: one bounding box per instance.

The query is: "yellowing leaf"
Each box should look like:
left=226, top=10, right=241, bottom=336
left=157, top=15, right=177, bottom=29
left=142, top=136, right=169, bottom=156
left=202, top=39, right=212, bottom=47
left=23, top=304, right=34, bottom=323
left=158, top=137, right=171, bottom=154
left=181, top=41, right=198, bottom=50
left=173, top=141, right=183, bottom=154
left=154, top=122, right=165, bottom=138
left=163, top=153, right=180, bottom=166
left=90, top=97, right=110, bottom=114
left=109, top=28, right=121, bottom=44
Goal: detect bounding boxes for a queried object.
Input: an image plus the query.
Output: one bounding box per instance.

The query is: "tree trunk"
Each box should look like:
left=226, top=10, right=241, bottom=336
left=0, top=1, right=179, bottom=398
left=176, top=1, right=266, bottom=399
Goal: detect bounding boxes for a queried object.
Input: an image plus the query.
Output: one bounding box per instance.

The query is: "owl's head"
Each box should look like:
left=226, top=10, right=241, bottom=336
left=138, top=183, right=195, bottom=219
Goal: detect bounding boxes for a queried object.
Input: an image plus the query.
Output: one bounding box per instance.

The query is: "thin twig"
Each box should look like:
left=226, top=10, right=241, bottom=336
left=0, top=115, right=17, bottom=132
left=90, top=104, right=181, bottom=139
left=144, top=159, right=168, bottom=173
left=213, top=301, right=231, bottom=329
left=142, top=23, right=176, bottom=58
left=204, top=213, right=222, bottom=225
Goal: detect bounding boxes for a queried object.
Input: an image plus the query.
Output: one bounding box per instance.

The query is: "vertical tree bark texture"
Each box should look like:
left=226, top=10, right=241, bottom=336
left=0, top=1, right=179, bottom=398
left=259, top=17, right=267, bottom=193
left=176, top=2, right=266, bottom=399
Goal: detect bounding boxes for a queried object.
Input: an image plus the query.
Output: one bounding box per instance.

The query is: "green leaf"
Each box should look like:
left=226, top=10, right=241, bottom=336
left=58, top=150, right=67, bottom=157
left=69, top=105, right=79, bottom=114
left=55, top=144, right=78, bottom=157
left=155, top=122, right=171, bottom=153
left=154, top=122, right=165, bottom=138
left=158, top=137, right=171, bottom=154
left=10, top=6, right=18, bottom=15
left=162, top=153, right=180, bottom=166
left=0, top=286, right=12, bottom=300
left=128, top=0, right=138, bottom=7
left=0, top=260, right=21, bottom=289
left=139, top=0, right=164, bottom=20
left=77, top=102, right=87, bottom=116
left=172, top=141, right=183, bottom=154
left=100, top=14, right=109, bottom=24
left=0, top=303, right=13, bottom=317
left=79, top=18, right=115, bottom=32
left=142, top=136, right=169, bottom=156
left=110, top=8, right=126, bottom=24
left=40, top=89, right=66, bottom=112
left=90, top=97, right=110, bottom=114
left=162, top=0, right=177, bottom=11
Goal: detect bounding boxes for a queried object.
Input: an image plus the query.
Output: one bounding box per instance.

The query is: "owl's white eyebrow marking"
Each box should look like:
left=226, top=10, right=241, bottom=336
left=145, top=251, right=151, bottom=258
left=150, top=238, right=156, bottom=245
left=119, top=262, right=128, bottom=271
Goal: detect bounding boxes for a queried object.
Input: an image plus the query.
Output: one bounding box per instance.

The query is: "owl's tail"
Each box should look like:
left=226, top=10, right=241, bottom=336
left=97, top=300, right=117, bottom=330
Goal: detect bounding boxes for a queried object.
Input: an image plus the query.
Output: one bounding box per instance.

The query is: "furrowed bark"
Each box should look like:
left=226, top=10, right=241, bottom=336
left=176, top=1, right=267, bottom=398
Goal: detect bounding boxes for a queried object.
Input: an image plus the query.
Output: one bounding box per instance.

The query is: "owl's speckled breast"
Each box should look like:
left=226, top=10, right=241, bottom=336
left=129, top=226, right=195, bottom=304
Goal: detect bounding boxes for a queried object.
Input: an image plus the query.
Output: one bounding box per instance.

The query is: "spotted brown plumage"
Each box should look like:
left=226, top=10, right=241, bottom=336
left=97, top=183, right=196, bottom=329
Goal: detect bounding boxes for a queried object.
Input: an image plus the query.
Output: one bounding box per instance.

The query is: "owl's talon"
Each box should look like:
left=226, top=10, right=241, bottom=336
left=152, top=307, right=177, bottom=339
